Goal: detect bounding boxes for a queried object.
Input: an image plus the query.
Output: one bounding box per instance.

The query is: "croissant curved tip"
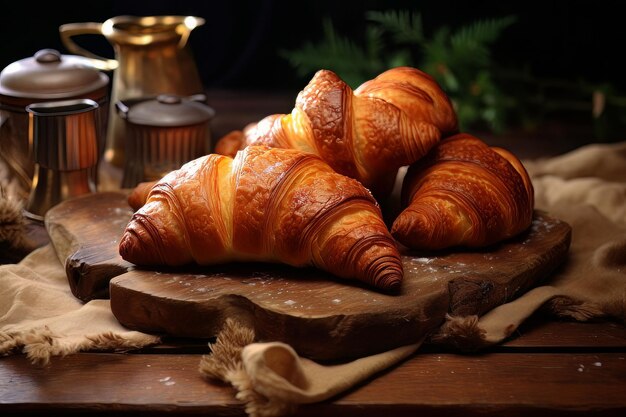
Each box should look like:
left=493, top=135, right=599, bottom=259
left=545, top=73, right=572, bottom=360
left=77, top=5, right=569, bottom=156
left=118, top=217, right=163, bottom=265
left=375, top=270, right=403, bottom=292
left=366, top=254, right=404, bottom=292
left=215, top=130, right=245, bottom=157
left=118, top=229, right=144, bottom=264
left=119, top=231, right=134, bottom=262
left=390, top=209, right=425, bottom=249
left=128, top=181, right=157, bottom=211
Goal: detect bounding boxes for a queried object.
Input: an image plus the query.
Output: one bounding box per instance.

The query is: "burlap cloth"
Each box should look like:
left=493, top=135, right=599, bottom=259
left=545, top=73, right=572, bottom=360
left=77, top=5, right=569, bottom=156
left=1, top=141, right=625, bottom=417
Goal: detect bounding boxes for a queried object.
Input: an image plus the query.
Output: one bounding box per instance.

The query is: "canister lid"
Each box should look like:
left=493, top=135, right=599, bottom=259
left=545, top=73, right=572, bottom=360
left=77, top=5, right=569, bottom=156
left=0, top=49, right=109, bottom=99
left=117, top=94, right=215, bottom=127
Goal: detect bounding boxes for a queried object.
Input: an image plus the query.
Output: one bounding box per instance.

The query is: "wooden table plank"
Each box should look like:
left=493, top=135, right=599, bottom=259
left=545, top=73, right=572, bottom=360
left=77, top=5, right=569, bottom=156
left=334, top=352, right=626, bottom=413
left=502, top=317, right=626, bottom=350
left=0, top=353, right=242, bottom=415
left=1, top=316, right=625, bottom=416
left=1, top=350, right=625, bottom=416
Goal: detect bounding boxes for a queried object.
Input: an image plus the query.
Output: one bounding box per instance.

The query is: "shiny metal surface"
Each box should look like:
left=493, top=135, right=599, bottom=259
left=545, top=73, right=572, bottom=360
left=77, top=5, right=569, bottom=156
left=122, top=123, right=209, bottom=188
left=24, top=99, right=99, bottom=221
left=121, top=123, right=210, bottom=189
left=117, top=93, right=213, bottom=188
left=0, top=50, right=109, bottom=196
left=60, top=15, right=206, bottom=168
left=0, top=49, right=109, bottom=99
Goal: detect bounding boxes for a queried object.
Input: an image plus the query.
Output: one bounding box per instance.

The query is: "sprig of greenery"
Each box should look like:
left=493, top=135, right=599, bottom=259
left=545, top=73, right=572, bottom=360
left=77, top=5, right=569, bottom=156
left=280, top=10, right=626, bottom=137
left=279, top=19, right=385, bottom=89
left=366, top=10, right=424, bottom=44
left=280, top=10, right=517, bottom=132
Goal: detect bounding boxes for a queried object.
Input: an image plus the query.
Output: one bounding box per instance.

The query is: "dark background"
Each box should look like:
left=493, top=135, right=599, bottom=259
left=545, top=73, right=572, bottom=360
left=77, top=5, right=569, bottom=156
left=1, top=0, right=623, bottom=92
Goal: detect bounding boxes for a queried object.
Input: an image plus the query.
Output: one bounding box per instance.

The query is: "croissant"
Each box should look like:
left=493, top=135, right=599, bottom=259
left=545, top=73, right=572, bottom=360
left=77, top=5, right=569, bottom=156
left=391, top=133, right=534, bottom=250
left=214, top=66, right=458, bottom=196
left=119, top=146, right=403, bottom=291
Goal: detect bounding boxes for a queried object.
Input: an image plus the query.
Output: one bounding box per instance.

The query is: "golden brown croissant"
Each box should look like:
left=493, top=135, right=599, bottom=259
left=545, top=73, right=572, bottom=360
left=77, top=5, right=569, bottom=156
left=119, top=146, right=403, bottom=291
left=391, top=133, right=534, bottom=250
left=214, top=66, right=458, bottom=196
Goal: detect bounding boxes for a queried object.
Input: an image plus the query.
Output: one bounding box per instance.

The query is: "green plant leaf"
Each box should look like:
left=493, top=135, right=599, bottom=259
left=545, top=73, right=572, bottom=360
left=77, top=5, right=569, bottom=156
left=364, top=25, right=386, bottom=72
left=278, top=18, right=373, bottom=87
left=449, top=16, right=516, bottom=68
left=451, top=16, right=517, bottom=47
left=387, top=49, right=414, bottom=68
left=366, top=10, right=424, bottom=44
left=422, top=26, right=452, bottom=82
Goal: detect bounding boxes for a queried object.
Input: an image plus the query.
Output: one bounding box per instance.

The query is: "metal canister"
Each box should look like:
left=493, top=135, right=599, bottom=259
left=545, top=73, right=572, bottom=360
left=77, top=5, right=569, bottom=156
left=116, top=94, right=215, bottom=188
left=0, top=49, right=109, bottom=198
left=24, top=99, right=100, bottom=221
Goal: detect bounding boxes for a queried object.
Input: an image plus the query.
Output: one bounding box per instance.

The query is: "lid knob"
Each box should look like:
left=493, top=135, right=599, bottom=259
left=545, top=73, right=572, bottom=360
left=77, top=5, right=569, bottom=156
left=157, top=94, right=182, bottom=105
left=34, top=49, right=62, bottom=64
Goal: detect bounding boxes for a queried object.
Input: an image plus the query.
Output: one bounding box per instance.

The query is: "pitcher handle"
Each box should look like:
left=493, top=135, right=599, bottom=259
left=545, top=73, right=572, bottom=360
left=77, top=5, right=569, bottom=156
left=59, top=22, right=118, bottom=71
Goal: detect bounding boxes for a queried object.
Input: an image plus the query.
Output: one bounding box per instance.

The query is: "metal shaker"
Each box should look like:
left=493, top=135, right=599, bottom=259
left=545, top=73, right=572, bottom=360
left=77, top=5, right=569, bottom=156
left=24, top=99, right=100, bottom=221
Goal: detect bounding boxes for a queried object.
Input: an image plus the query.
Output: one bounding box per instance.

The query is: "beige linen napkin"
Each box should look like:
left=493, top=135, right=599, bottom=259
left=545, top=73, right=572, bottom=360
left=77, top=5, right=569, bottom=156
left=199, top=319, right=421, bottom=417
left=0, top=244, right=159, bottom=365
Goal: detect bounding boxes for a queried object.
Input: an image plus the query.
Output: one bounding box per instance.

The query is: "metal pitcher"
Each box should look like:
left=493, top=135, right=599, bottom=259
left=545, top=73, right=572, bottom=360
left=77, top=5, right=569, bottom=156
left=59, top=15, right=206, bottom=168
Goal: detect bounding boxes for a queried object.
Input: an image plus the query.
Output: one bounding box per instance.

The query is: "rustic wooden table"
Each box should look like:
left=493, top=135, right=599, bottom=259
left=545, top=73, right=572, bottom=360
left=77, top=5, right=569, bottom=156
left=2, top=90, right=624, bottom=416
left=1, top=316, right=625, bottom=416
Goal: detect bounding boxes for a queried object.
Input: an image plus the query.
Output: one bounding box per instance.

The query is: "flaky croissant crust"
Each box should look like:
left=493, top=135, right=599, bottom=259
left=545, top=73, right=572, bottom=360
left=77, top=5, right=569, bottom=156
left=120, top=146, right=403, bottom=291
left=215, top=66, right=458, bottom=196
left=391, top=133, right=534, bottom=250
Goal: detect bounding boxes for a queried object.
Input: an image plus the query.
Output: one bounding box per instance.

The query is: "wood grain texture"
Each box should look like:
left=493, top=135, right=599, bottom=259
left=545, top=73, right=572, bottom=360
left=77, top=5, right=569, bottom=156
left=45, top=191, right=134, bottom=301
left=502, top=317, right=626, bottom=349
left=331, top=352, right=626, bottom=416
left=0, top=353, right=241, bottom=415
left=1, top=351, right=625, bottom=416
left=110, top=211, right=570, bottom=361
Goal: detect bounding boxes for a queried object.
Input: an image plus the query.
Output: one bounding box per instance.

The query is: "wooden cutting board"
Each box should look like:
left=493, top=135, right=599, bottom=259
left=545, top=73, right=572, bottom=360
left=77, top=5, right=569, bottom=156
left=46, top=192, right=571, bottom=361
left=45, top=191, right=134, bottom=301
